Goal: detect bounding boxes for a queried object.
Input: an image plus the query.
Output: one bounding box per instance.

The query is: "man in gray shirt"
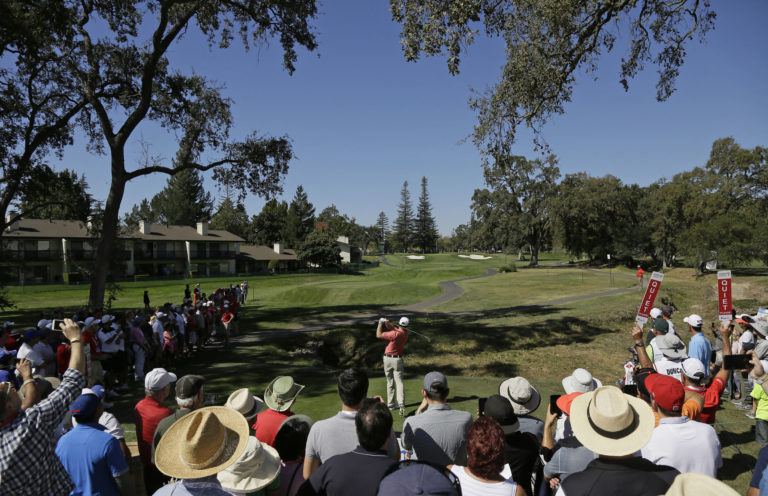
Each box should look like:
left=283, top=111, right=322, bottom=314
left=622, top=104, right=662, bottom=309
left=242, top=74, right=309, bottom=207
left=402, top=371, right=472, bottom=466
left=303, top=368, right=399, bottom=479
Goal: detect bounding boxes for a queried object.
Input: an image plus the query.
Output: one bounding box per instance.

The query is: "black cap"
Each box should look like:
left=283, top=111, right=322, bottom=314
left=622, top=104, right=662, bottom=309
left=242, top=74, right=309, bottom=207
left=483, top=394, right=520, bottom=434
left=175, top=375, right=205, bottom=399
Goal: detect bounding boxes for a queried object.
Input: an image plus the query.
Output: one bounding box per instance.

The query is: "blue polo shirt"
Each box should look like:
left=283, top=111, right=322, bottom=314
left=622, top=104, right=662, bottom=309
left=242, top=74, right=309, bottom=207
left=55, top=422, right=128, bottom=496
left=688, top=332, right=712, bottom=377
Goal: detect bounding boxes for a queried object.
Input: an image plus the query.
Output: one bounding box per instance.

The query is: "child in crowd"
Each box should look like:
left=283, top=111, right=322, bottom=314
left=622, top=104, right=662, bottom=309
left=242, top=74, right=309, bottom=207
left=750, top=375, right=768, bottom=445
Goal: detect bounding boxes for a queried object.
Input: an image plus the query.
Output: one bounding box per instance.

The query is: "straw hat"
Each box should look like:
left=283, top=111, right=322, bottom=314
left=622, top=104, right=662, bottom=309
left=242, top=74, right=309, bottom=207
left=155, top=406, right=249, bottom=479
left=217, top=436, right=281, bottom=493
left=562, top=368, right=602, bottom=394
left=569, top=386, right=654, bottom=457
left=498, top=376, right=541, bottom=415
left=664, top=473, right=739, bottom=496
left=225, top=388, right=266, bottom=421
left=264, top=376, right=304, bottom=413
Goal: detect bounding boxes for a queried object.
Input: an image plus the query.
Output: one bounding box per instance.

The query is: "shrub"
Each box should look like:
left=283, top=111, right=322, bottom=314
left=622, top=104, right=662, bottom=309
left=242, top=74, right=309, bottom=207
left=499, top=263, right=517, bottom=273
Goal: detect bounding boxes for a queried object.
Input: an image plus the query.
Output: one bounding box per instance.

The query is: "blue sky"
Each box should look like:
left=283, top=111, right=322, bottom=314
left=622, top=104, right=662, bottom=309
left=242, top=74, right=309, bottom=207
left=58, top=1, right=768, bottom=235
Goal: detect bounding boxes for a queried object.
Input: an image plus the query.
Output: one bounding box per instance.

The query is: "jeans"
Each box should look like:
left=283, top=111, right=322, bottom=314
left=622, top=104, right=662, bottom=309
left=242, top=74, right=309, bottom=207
left=758, top=419, right=768, bottom=446
left=383, top=355, right=405, bottom=408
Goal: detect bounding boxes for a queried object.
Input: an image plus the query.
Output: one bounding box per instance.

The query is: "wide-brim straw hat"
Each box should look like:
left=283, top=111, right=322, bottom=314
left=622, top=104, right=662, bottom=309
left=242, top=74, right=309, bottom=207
left=264, top=376, right=305, bottom=412
left=155, top=406, right=249, bottom=479
left=217, top=436, right=281, bottom=492
left=569, top=386, right=654, bottom=457
left=498, top=376, right=541, bottom=415
left=664, top=473, right=739, bottom=496
left=225, top=388, right=266, bottom=421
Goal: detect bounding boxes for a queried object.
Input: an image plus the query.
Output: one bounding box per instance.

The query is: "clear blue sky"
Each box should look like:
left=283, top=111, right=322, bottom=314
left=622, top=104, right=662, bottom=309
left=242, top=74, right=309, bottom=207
left=58, top=1, right=768, bottom=235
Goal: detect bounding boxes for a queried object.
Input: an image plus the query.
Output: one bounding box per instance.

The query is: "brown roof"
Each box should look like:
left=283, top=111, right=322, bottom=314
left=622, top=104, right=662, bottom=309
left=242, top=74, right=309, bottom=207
left=1, top=219, right=91, bottom=239
left=126, top=224, right=244, bottom=242
left=238, top=244, right=297, bottom=261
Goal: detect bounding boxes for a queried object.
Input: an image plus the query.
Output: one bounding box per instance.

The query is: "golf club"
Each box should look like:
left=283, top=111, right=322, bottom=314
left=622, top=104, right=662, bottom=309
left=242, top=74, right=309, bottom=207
left=372, top=319, right=432, bottom=342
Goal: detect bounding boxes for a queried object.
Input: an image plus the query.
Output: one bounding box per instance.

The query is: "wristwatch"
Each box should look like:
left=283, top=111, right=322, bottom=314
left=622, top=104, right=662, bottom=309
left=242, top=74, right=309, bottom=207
left=755, top=373, right=768, bottom=385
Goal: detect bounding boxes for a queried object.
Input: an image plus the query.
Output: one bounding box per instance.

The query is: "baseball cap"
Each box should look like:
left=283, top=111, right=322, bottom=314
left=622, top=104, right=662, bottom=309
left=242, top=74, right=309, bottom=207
left=36, top=319, right=51, bottom=329
left=681, top=358, right=706, bottom=382
left=399, top=317, right=410, bottom=327
left=70, top=393, right=100, bottom=420
left=88, top=385, right=106, bottom=400
left=145, top=368, right=177, bottom=391
left=645, top=374, right=684, bottom=413
left=683, top=314, right=703, bottom=328
left=176, top=375, right=205, bottom=399
left=83, top=316, right=101, bottom=328
left=1, top=321, right=14, bottom=329
left=378, top=462, right=459, bottom=496
left=634, top=367, right=655, bottom=401
left=101, top=314, right=114, bottom=324
left=556, top=392, right=583, bottom=416
left=482, top=394, right=520, bottom=434
left=650, top=308, right=663, bottom=319
left=652, top=318, right=670, bottom=333
left=423, top=371, right=448, bottom=394
left=23, top=328, right=41, bottom=341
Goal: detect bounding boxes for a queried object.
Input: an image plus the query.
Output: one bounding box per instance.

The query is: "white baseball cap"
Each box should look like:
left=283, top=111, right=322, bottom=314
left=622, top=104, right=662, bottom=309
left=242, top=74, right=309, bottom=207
left=36, top=319, right=52, bottom=329
left=83, top=316, right=101, bottom=328
left=650, top=308, right=663, bottom=319
left=681, top=358, right=706, bottom=381
left=101, top=314, right=114, bottom=324
left=398, top=317, right=410, bottom=327
left=144, top=368, right=177, bottom=391
left=683, top=314, right=703, bottom=328
left=17, top=343, right=44, bottom=366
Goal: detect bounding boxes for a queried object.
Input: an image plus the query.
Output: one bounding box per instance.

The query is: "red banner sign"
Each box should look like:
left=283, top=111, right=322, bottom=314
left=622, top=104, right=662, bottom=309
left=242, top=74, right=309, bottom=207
left=636, top=272, right=664, bottom=327
left=718, top=270, right=732, bottom=321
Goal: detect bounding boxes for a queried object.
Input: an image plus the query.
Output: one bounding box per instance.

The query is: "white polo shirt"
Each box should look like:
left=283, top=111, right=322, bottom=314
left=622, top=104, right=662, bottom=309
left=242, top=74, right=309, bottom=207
left=654, top=358, right=684, bottom=383
left=98, top=328, right=123, bottom=353
left=641, top=416, right=722, bottom=477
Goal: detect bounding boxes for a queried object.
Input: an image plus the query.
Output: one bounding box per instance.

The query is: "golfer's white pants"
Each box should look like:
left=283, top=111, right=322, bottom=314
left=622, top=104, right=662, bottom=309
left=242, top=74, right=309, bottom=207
left=383, top=355, right=405, bottom=408
left=132, top=345, right=145, bottom=381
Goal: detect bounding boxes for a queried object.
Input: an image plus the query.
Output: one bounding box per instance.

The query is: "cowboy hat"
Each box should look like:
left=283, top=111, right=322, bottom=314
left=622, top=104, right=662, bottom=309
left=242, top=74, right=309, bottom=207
left=217, top=436, right=281, bottom=492
left=562, top=368, right=602, bottom=394
left=569, top=386, right=655, bottom=457
left=264, top=376, right=304, bottom=413
left=498, top=376, right=541, bottom=415
left=225, top=388, right=266, bottom=420
left=155, top=406, right=249, bottom=479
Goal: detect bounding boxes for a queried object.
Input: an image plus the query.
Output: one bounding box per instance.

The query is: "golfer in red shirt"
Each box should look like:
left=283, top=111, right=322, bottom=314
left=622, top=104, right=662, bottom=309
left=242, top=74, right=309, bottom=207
left=376, top=317, right=409, bottom=415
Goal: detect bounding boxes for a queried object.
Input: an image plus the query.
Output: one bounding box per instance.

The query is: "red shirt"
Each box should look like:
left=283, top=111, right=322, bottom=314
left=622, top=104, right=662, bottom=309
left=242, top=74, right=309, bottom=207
left=221, top=311, right=234, bottom=325
left=56, top=343, right=70, bottom=375
left=636, top=268, right=645, bottom=278
left=135, top=397, right=172, bottom=465
left=252, top=408, right=292, bottom=447
left=698, top=376, right=725, bottom=425
left=380, top=326, right=408, bottom=355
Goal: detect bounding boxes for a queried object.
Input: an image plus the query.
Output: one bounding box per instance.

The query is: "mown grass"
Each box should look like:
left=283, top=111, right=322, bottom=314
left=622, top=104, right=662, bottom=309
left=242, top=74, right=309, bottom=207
left=1, top=255, right=766, bottom=492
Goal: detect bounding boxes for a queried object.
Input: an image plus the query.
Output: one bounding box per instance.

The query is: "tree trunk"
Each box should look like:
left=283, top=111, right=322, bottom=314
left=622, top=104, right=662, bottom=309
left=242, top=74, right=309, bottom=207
left=88, top=166, right=126, bottom=309
left=529, top=243, right=540, bottom=267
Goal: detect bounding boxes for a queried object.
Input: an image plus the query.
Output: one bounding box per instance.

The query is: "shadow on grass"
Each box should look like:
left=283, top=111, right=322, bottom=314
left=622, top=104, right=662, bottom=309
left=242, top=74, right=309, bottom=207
left=720, top=453, right=757, bottom=482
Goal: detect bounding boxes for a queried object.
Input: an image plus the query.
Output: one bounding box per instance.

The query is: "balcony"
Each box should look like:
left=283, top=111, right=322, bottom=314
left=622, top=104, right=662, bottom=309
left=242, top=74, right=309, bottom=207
left=69, top=249, right=95, bottom=260
left=190, top=250, right=237, bottom=259
left=3, top=250, right=64, bottom=261
left=134, top=250, right=184, bottom=260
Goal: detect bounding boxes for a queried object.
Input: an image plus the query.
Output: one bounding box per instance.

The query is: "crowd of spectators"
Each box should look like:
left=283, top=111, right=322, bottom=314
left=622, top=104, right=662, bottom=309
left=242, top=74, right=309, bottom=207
left=1, top=286, right=767, bottom=495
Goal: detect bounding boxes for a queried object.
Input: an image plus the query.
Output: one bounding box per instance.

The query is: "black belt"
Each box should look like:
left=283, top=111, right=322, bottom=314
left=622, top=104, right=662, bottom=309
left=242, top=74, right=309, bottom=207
left=384, top=353, right=402, bottom=358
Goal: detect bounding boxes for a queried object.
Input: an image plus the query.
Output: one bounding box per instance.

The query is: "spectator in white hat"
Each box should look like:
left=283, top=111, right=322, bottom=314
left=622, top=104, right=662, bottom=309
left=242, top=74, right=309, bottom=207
left=226, top=388, right=266, bottom=422
left=499, top=376, right=543, bottom=442
left=375, top=317, right=410, bottom=415
left=683, top=314, right=711, bottom=378
left=135, top=367, right=176, bottom=494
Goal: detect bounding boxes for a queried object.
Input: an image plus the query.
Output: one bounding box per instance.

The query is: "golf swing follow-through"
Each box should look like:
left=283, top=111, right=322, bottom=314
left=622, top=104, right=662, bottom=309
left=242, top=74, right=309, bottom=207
left=375, top=316, right=421, bottom=416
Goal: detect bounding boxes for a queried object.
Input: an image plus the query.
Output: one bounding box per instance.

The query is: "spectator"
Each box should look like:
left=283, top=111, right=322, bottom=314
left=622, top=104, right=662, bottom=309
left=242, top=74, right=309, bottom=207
left=542, top=393, right=596, bottom=487
left=448, top=416, right=524, bottom=495
left=556, top=386, right=678, bottom=496
left=562, top=368, right=601, bottom=394
left=402, top=371, right=472, bottom=466
left=273, top=415, right=314, bottom=496
left=641, top=374, right=722, bottom=476
left=62, top=385, right=131, bottom=462
left=303, top=368, right=398, bottom=479
left=255, top=376, right=304, bottom=447
left=661, top=305, right=677, bottom=335
left=750, top=370, right=768, bottom=444
left=652, top=333, right=687, bottom=382
left=135, top=367, right=176, bottom=494
left=144, top=290, right=151, bottom=312
left=219, top=436, right=282, bottom=495
left=226, top=387, right=267, bottom=421
left=646, top=317, right=670, bottom=358
left=747, top=444, right=768, bottom=496
left=298, top=398, right=398, bottom=496
left=683, top=314, right=711, bottom=378
left=482, top=394, right=539, bottom=496
left=152, top=374, right=206, bottom=462
left=56, top=392, right=131, bottom=494
left=664, top=472, right=739, bottom=496
left=0, top=318, right=85, bottom=495
left=378, top=461, right=460, bottom=496
left=130, top=317, right=149, bottom=381
left=679, top=358, right=706, bottom=421
left=498, top=376, right=544, bottom=441
left=153, top=406, right=250, bottom=495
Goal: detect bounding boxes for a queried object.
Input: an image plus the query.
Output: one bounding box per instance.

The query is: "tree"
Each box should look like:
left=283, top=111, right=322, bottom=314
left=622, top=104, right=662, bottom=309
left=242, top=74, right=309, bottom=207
left=375, top=211, right=390, bottom=253
left=210, top=198, right=250, bottom=240
left=284, top=185, right=315, bottom=248
left=298, top=230, right=341, bottom=268
left=392, top=181, right=414, bottom=252
left=249, top=199, right=289, bottom=246
left=19, top=168, right=93, bottom=222
left=391, top=0, right=715, bottom=153
left=122, top=199, right=159, bottom=232
left=414, top=176, right=439, bottom=253
left=9, top=1, right=319, bottom=308
left=150, top=169, right=213, bottom=226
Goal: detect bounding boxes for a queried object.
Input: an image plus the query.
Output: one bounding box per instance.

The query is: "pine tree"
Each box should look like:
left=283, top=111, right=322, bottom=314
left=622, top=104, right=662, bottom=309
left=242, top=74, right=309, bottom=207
left=210, top=198, right=250, bottom=239
left=151, top=169, right=213, bottom=226
left=376, top=211, right=390, bottom=253
left=392, top=181, right=414, bottom=252
left=284, top=185, right=316, bottom=248
left=415, top=176, right=439, bottom=253
left=249, top=199, right=289, bottom=245
left=122, top=199, right=158, bottom=231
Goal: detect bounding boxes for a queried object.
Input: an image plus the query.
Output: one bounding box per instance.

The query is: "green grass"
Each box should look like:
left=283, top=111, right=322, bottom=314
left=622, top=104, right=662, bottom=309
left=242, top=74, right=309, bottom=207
left=2, top=254, right=766, bottom=492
